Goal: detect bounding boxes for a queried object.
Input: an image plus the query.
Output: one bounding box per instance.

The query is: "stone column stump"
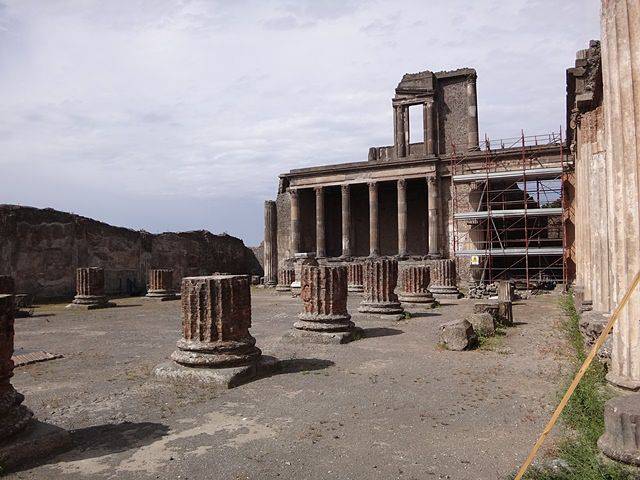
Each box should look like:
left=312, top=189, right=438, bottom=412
left=154, top=275, right=276, bottom=388
left=598, top=394, right=640, bottom=465
left=287, top=265, right=362, bottom=344
left=67, top=267, right=115, bottom=309
left=145, top=269, right=178, bottom=301
left=347, top=262, right=364, bottom=293
left=0, top=294, right=70, bottom=471
left=398, top=264, right=435, bottom=307
left=276, top=266, right=294, bottom=292
left=427, top=259, right=462, bottom=299
left=291, top=253, right=317, bottom=297
left=358, top=257, right=404, bottom=316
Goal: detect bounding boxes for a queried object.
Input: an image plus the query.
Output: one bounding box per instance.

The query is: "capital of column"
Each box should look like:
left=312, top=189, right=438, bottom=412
left=397, top=178, right=407, bottom=189
left=341, top=184, right=350, bottom=195
left=289, top=188, right=299, bottom=199
left=368, top=181, right=378, bottom=192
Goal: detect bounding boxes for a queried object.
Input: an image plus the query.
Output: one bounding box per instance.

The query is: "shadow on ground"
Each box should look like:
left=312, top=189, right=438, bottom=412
left=362, top=327, right=404, bottom=338
left=276, top=358, right=335, bottom=374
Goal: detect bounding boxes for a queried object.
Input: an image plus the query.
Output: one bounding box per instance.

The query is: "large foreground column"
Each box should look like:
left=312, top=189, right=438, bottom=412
left=145, top=269, right=177, bottom=301
left=369, top=182, right=380, bottom=257
left=287, top=265, right=362, bottom=344
left=0, top=294, right=70, bottom=470
left=398, top=263, right=435, bottom=307
left=397, top=179, right=408, bottom=258
left=263, top=200, right=278, bottom=287
left=358, top=257, right=404, bottom=315
left=67, top=267, right=115, bottom=309
left=154, top=275, right=275, bottom=387
left=427, top=175, right=441, bottom=257
left=428, top=259, right=462, bottom=299
left=341, top=185, right=352, bottom=258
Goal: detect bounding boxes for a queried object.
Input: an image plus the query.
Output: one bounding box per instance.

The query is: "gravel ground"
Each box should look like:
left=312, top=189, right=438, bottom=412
left=6, top=288, right=570, bottom=480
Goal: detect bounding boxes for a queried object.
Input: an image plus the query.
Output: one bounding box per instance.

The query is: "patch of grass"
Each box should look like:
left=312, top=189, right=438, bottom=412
left=478, top=327, right=506, bottom=351
left=403, top=311, right=412, bottom=320
left=521, top=293, right=635, bottom=480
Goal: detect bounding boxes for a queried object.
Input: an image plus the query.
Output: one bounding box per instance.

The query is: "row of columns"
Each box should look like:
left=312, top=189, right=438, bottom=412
left=290, top=177, right=441, bottom=258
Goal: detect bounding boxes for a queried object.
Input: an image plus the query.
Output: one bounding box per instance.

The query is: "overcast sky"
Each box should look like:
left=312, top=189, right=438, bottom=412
left=0, top=0, right=600, bottom=246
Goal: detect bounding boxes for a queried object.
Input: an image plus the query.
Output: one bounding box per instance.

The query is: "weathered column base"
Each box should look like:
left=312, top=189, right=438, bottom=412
left=145, top=290, right=178, bottom=301
left=397, top=291, right=436, bottom=307
left=605, top=373, right=640, bottom=391
left=286, top=313, right=363, bottom=345
left=0, top=420, right=71, bottom=473
left=66, top=295, right=116, bottom=310
left=275, top=284, right=291, bottom=292
left=348, top=284, right=364, bottom=293
left=170, top=338, right=262, bottom=368
left=154, top=356, right=278, bottom=389
left=598, top=394, right=640, bottom=465
left=429, top=286, right=463, bottom=299
left=358, top=301, right=404, bottom=315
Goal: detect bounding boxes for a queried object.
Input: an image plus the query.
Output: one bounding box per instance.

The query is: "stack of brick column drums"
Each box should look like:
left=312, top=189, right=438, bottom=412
left=145, top=269, right=178, bottom=301
left=276, top=266, right=294, bottom=292
left=358, top=257, right=404, bottom=316
left=347, top=261, right=364, bottom=293
left=154, top=274, right=275, bottom=388
left=288, top=264, right=362, bottom=344
left=398, top=263, right=435, bottom=307
left=427, top=259, right=462, bottom=299
left=67, top=267, right=115, bottom=309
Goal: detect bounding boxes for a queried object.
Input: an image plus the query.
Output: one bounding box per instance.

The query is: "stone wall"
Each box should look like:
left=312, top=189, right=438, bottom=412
left=0, top=205, right=262, bottom=298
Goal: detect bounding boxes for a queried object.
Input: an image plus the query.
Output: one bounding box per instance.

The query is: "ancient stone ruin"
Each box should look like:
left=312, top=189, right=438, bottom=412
left=276, top=265, right=294, bottom=292
left=154, top=274, right=275, bottom=388
left=398, top=263, right=435, bottom=307
left=0, top=275, right=14, bottom=295
left=347, top=261, right=364, bottom=293
left=358, top=257, right=404, bottom=316
left=67, top=267, right=116, bottom=310
left=427, top=259, right=462, bottom=299
left=145, top=269, right=177, bottom=301
left=287, top=264, right=362, bottom=344
left=0, top=294, right=70, bottom=470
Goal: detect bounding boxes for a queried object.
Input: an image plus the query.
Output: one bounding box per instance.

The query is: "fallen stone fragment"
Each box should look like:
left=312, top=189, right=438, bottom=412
left=438, top=320, right=477, bottom=351
left=466, top=312, right=495, bottom=336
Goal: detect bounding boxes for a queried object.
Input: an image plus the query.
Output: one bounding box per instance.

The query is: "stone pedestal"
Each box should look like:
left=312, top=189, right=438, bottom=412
left=145, top=269, right=177, bottom=301
left=347, top=262, right=364, bottom=293
left=0, top=294, right=70, bottom=471
left=67, top=267, right=115, bottom=309
left=398, top=264, right=435, bottom=307
left=599, top=394, right=640, bottom=465
left=358, top=258, right=404, bottom=315
left=291, top=254, right=317, bottom=297
left=427, top=259, right=462, bottom=299
left=287, top=265, right=362, bottom=344
left=276, top=266, right=294, bottom=292
left=154, top=275, right=275, bottom=388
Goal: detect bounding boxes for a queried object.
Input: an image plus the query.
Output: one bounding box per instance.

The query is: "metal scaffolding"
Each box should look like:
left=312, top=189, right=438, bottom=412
left=449, top=130, right=570, bottom=288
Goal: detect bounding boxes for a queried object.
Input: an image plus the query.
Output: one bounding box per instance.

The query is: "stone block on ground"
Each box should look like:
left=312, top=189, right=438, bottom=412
left=439, top=319, right=477, bottom=351
left=466, top=312, right=496, bottom=336
left=598, top=393, right=640, bottom=466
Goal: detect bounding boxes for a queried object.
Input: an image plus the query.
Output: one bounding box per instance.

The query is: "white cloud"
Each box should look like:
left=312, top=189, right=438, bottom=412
left=0, top=0, right=600, bottom=244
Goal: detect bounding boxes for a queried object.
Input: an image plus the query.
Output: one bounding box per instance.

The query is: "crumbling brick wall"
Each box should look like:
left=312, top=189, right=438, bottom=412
left=0, top=205, right=262, bottom=298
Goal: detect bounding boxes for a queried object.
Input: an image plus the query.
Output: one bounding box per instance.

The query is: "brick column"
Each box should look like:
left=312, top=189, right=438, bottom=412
left=276, top=264, right=294, bottom=292
left=427, top=175, right=441, bottom=257
left=395, top=105, right=406, bottom=158
left=358, top=257, right=404, bottom=315
left=397, top=179, right=408, bottom=258
left=315, top=187, right=326, bottom=258
left=466, top=73, right=479, bottom=150
left=368, top=182, right=379, bottom=257
left=146, top=269, right=177, bottom=301
left=427, top=259, right=462, bottom=299
left=398, top=263, right=435, bottom=307
left=263, top=200, right=278, bottom=286
left=290, top=189, right=301, bottom=255
left=68, top=267, right=114, bottom=309
left=289, top=265, right=361, bottom=344
left=341, top=184, right=352, bottom=258
left=347, top=261, right=364, bottom=293
left=0, top=294, right=33, bottom=439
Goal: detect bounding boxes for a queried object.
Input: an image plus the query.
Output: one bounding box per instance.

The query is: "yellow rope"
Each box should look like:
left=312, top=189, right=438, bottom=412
left=514, top=270, right=640, bottom=480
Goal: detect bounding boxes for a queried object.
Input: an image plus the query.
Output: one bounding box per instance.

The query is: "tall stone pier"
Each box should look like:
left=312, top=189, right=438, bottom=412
left=398, top=264, right=435, bottom=307
left=154, top=275, right=275, bottom=388
left=0, top=294, right=70, bottom=470
left=358, top=257, right=404, bottom=315
left=67, top=267, right=115, bottom=309
left=427, top=259, right=462, bottom=299
left=287, top=265, right=362, bottom=344
left=145, top=269, right=177, bottom=301
left=597, top=0, right=640, bottom=467
left=263, top=201, right=278, bottom=287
